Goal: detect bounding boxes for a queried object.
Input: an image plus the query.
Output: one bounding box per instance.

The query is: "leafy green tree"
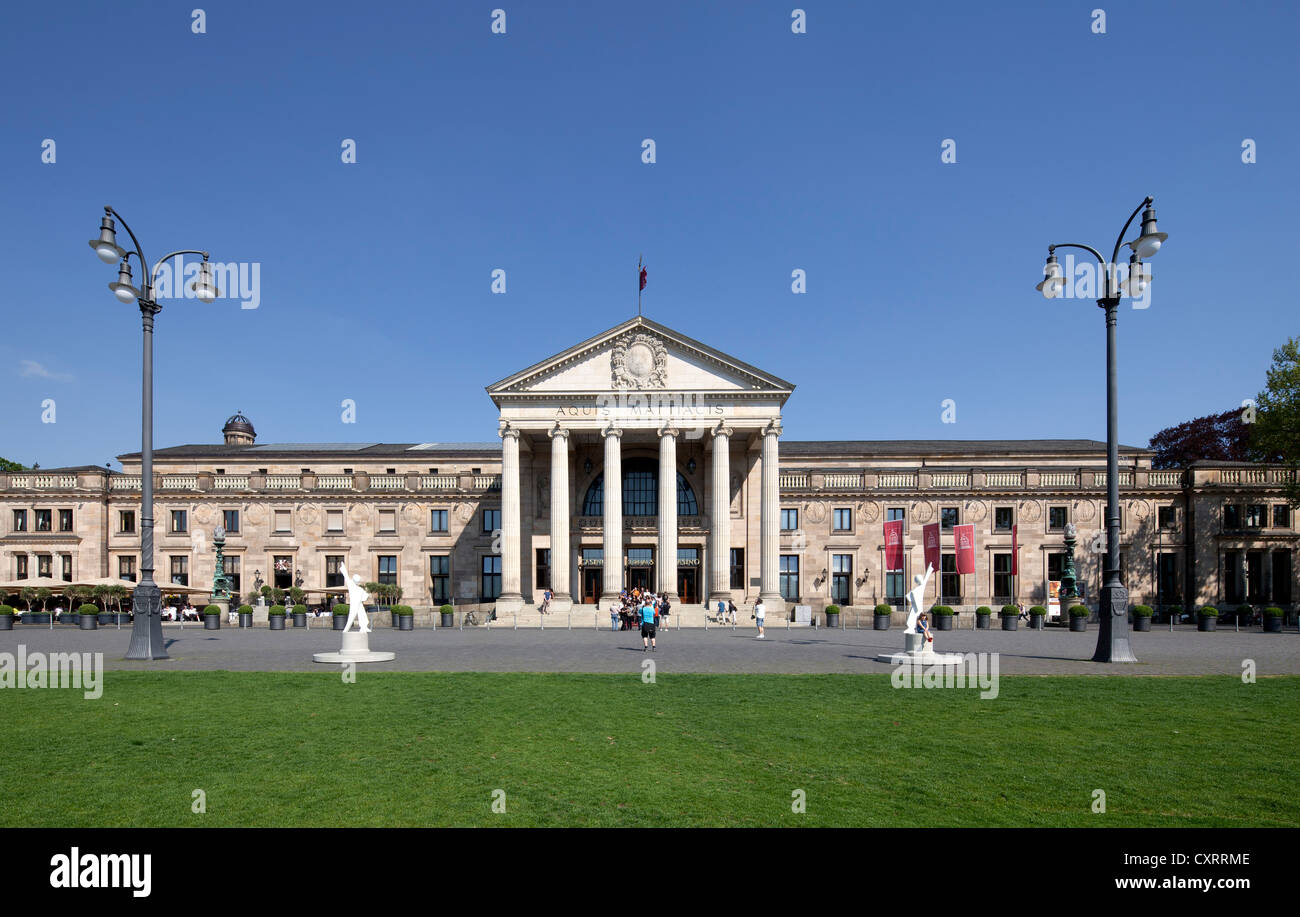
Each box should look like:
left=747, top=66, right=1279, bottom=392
left=1252, top=336, right=1300, bottom=506
left=0, top=457, right=25, bottom=472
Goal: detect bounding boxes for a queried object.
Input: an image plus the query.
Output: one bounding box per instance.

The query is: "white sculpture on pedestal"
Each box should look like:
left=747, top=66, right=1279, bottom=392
left=904, top=563, right=935, bottom=637
left=876, top=561, right=962, bottom=666
left=340, top=564, right=371, bottom=634
left=313, top=561, right=394, bottom=664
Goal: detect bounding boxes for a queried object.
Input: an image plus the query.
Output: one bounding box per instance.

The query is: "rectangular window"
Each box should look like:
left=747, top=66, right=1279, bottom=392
left=378, top=555, right=397, bottom=586
left=118, top=555, right=136, bottom=583
left=274, top=510, right=291, bottom=533
left=885, top=571, right=905, bottom=605
left=483, top=509, right=501, bottom=533
left=941, top=553, right=960, bottom=602
left=430, top=555, right=450, bottom=604
left=1273, top=550, right=1292, bottom=604
left=226, top=555, right=241, bottom=595
left=1274, top=505, right=1291, bottom=529
left=326, top=510, right=344, bottom=533
left=274, top=556, right=293, bottom=589
left=35, top=509, right=51, bottom=532
left=536, top=548, right=551, bottom=591
left=940, top=507, right=959, bottom=531
left=430, top=509, right=449, bottom=533
left=1223, top=504, right=1241, bottom=529
left=119, top=510, right=136, bottom=534
left=170, top=555, right=189, bottom=586
left=325, top=555, right=344, bottom=588
left=171, top=510, right=187, bottom=534
left=37, top=554, right=52, bottom=577
left=993, top=553, right=1013, bottom=602
left=59, top=509, right=73, bottom=532
left=12, top=510, right=27, bottom=532
left=1246, top=550, right=1265, bottom=603
left=887, top=507, right=905, bottom=523
left=60, top=554, right=72, bottom=582
left=223, top=509, right=240, bottom=533
left=1157, top=553, right=1178, bottom=604
left=1047, top=553, right=1064, bottom=585
left=730, top=548, right=744, bottom=589
left=779, top=555, right=799, bottom=602
left=481, top=555, right=502, bottom=601
left=831, top=554, right=852, bottom=606
left=1245, top=504, right=1266, bottom=528
left=781, top=508, right=798, bottom=531
left=994, top=507, right=1013, bottom=531
left=1048, top=506, right=1068, bottom=531
left=379, top=509, right=397, bottom=533
left=1158, top=506, right=1175, bottom=529
left=16, top=555, right=28, bottom=580
left=833, top=508, right=852, bottom=532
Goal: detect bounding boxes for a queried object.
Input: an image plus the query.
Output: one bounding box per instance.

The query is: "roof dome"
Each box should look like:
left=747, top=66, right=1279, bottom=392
left=222, top=412, right=256, bottom=445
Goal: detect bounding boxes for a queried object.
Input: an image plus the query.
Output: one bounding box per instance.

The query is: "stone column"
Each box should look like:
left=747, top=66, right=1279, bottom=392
left=600, top=425, right=623, bottom=604
left=709, top=423, right=733, bottom=602
left=548, top=424, right=572, bottom=611
left=497, top=421, right=524, bottom=611
left=658, top=425, right=680, bottom=603
left=759, top=418, right=783, bottom=610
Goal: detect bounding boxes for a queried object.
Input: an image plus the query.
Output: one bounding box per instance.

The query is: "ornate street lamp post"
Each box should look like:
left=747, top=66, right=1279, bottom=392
left=89, top=206, right=220, bottom=660
left=1036, top=197, right=1168, bottom=663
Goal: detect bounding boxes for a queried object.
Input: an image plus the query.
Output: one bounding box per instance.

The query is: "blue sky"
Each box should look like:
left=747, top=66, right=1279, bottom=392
left=2, top=0, right=1296, bottom=469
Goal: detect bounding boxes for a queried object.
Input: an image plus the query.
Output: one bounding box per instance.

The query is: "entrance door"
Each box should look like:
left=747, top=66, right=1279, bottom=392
left=678, top=569, right=697, bottom=605
left=627, top=567, right=652, bottom=592
left=582, top=568, right=602, bottom=604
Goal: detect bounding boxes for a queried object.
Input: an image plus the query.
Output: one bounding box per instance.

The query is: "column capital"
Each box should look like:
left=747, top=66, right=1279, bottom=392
left=763, top=418, right=783, bottom=439
left=657, top=423, right=681, bottom=439
left=711, top=422, right=734, bottom=440
left=547, top=422, right=569, bottom=441
left=602, top=423, right=622, bottom=440
left=498, top=420, right=519, bottom=441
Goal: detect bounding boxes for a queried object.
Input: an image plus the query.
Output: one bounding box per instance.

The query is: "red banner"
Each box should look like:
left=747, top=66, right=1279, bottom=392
left=922, top=523, right=941, bottom=572
left=954, top=524, right=976, bottom=574
left=884, top=520, right=904, bottom=571
left=1011, top=524, right=1018, bottom=576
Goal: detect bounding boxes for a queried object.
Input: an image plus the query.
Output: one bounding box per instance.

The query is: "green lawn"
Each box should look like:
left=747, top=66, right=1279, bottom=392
left=2, top=671, right=1295, bottom=826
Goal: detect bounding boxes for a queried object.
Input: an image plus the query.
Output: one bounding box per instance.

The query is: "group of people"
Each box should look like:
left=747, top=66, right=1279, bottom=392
left=609, top=587, right=670, bottom=651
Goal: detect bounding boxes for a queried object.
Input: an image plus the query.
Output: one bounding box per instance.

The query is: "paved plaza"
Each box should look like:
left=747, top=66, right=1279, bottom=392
left=3, top=622, right=1296, bottom=675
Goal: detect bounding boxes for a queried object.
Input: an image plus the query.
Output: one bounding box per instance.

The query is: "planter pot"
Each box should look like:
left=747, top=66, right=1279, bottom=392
left=63, top=615, right=79, bottom=625
left=292, top=613, right=307, bottom=628
left=441, top=613, right=454, bottom=627
left=397, top=615, right=414, bottom=631
left=97, top=612, right=112, bottom=625
left=269, top=616, right=286, bottom=631
left=1030, top=614, right=1045, bottom=630
left=1198, top=616, right=1217, bottom=632
left=873, top=614, right=891, bottom=631
left=239, top=613, right=253, bottom=628
left=79, top=614, right=98, bottom=630
left=391, top=612, right=401, bottom=628
left=935, top=616, right=953, bottom=631
left=825, top=613, right=839, bottom=629
left=0, top=616, right=13, bottom=631
left=23, top=613, right=51, bottom=625
left=1001, top=616, right=1018, bottom=631
left=1133, top=617, right=1152, bottom=632
left=1263, top=616, right=1282, bottom=633
left=1069, top=617, right=1087, bottom=632
left=333, top=615, right=348, bottom=631
left=975, top=614, right=991, bottom=630
left=203, top=614, right=221, bottom=630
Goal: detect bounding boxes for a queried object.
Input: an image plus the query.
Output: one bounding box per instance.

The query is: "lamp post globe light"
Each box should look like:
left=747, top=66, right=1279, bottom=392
left=88, top=206, right=220, bottom=661
left=1036, top=196, right=1168, bottom=663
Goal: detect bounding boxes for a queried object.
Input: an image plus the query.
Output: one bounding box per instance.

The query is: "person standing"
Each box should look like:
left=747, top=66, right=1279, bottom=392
left=754, top=597, right=766, bottom=639
left=541, top=588, right=552, bottom=615
left=640, top=595, right=657, bottom=651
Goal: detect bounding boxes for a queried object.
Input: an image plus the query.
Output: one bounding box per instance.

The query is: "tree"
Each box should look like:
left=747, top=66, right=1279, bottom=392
left=1148, top=408, right=1252, bottom=469
left=1251, top=336, right=1300, bottom=506
left=0, top=457, right=24, bottom=472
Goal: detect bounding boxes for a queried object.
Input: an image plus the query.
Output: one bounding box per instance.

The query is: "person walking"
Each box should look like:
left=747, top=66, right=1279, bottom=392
left=727, top=598, right=738, bottom=626
left=754, top=597, right=766, bottom=639
left=640, top=595, right=657, bottom=652
left=541, top=588, right=552, bottom=615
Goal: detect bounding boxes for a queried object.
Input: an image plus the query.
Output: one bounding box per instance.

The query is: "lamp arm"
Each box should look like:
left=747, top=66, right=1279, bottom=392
left=150, top=250, right=211, bottom=297
left=105, top=206, right=148, bottom=292
left=1111, top=196, right=1153, bottom=265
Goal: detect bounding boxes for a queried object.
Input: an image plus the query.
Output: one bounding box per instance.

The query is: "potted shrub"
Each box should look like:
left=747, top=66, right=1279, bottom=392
left=873, top=603, right=892, bottom=631
left=0, top=604, right=14, bottom=631
left=237, top=604, right=254, bottom=628
left=393, top=604, right=415, bottom=631
left=931, top=605, right=954, bottom=631
left=1167, top=604, right=1184, bottom=625
left=825, top=604, right=841, bottom=628
left=440, top=604, right=454, bottom=627
left=1263, top=606, right=1284, bottom=633
left=203, top=604, right=222, bottom=630
left=1028, top=605, right=1046, bottom=629
left=333, top=603, right=350, bottom=630
left=292, top=604, right=308, bottom=628
left=1198, top=606, right=1219, bottom=632
left=78, top=603, right=99, bottom=631
left=1132, top=604, right=1153, bottom=632
left=1234, top=604, right=1254, bottom=627
left=1000, top=604, right=1019, bottom=631
left=268, top=604, right=287, bottom=630
left=1067, top=604, right=1089, bottom=632
left=975, top=606, right=992, bottom=629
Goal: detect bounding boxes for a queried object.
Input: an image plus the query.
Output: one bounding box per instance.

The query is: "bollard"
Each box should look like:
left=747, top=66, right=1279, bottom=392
left=513, top=612, right=518, bottom=631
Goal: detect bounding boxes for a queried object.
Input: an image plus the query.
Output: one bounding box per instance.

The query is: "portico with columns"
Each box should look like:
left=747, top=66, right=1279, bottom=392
left=486, top=316, right=793, bottom=616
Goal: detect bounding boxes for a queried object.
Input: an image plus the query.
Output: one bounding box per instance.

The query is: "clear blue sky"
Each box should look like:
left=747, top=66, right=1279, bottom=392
left=2, top=0, right=1296, bottom=469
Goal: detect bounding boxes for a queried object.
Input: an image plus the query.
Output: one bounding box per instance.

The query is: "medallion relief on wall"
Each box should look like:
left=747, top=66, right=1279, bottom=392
left=804, top=501, right=827, bottom=525
left=401, top=504, right=422, bottom=526
left=1017, top=501, right=1041, bottom=523
left=193, top=505, right=212, bottom=526
left=456, top=502, right=475, bottom=523
left=963, top=500, right=988, bottom=523
left=857, top=501, right=881, bottom=524
left=245, top=504, right=267, bottom=526
left=914, top=501, right=935, bottom=524
left=610, top=332, right=668, bottom=390
left=1074, top=500, right=1097, bottom=524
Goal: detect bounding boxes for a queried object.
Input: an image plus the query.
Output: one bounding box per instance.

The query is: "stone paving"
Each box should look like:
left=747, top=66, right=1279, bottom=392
left=2, top=621, right=1297, bottom=675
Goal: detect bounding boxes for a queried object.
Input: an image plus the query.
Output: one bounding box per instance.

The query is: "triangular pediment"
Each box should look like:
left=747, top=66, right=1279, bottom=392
left=487, top=317, right=794, bottom=403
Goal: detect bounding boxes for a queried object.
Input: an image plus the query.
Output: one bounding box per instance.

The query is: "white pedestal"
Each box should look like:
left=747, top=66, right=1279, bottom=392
left=876, top=631, right=965, bottom=665
left=313, top=629, right=395, bottom=664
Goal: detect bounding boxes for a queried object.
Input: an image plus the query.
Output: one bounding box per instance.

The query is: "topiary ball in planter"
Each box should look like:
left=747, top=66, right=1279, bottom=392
left=0, top=605, right=13, bottom=631
left=1263, top=606, right=1283, bottom=633
left=440, top=604, right=454, bottom=627
left=333, top=603, right=350, bottom=630
left=873, top=603, right=892, bottom=631
left=203, top=603, right=222, bottom=630
left=1198, top=606, right=1219, bottom=632
left=268, top=605, right=287, bottom=631
left=1067, top=604, right=1089, bottom=632
left=292, top=604, right=308, bottom=627
left=77, top=603, right=99, bottom=630
left=931, top=605, right=954, bottom=631
left=825, top=604, right=840, bottom=628
left=237, top=604, right=254, bottom=628
left=1132, top=604, right=1153, bottom=631
left=394, top=605, right=415, bottom=631
left=1000, top=605, right=1020, bottom=631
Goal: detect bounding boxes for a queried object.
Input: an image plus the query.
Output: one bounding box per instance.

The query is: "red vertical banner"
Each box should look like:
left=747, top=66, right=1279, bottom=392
left=884, top=519, right=904, bottom=571
left=954, top=524, right=976, bottom=574
left=922, top=523, right=941, bottom=571
left=1011, top=524, right=1019, bottom=575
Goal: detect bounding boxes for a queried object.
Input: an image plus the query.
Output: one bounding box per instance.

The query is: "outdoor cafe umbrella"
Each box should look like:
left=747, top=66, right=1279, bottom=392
left=0, top=577, right=81, bottom=629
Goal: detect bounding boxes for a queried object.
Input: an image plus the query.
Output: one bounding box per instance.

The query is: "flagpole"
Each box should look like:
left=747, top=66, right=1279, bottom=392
left=637, top=254, right=642, bottom=316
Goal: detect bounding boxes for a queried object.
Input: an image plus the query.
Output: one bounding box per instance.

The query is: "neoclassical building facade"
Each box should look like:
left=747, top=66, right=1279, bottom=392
left=1, top=317, right=1296, bottom=619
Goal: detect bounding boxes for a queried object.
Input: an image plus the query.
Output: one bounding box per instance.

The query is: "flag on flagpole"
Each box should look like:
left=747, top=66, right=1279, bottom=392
left=954, top=524, right=976, bottom=574
left=639, top=264, right=647, bottom=291
left=1011, top=524, right=1019, bottom=576
left=922, top=522, right=941, bottom=571
left=884, top=520, right=904, bottom=571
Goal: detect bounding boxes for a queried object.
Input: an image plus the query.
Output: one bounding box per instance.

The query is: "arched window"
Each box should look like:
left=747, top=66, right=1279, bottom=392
left=581, top=462, right=698, bottom=517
